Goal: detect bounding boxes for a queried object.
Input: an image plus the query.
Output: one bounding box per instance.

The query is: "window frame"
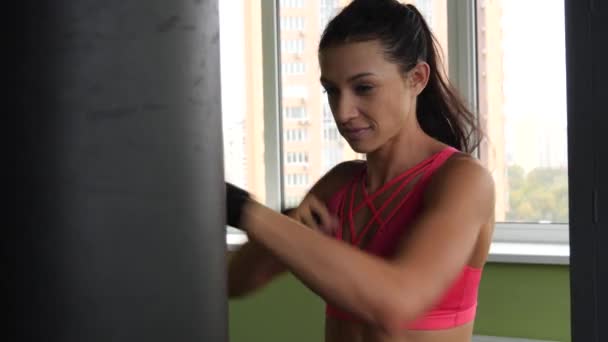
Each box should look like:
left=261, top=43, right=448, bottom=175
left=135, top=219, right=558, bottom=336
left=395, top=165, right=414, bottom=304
left=447, top=0, right=568, bottom=264
left=260, top=0, right=283, bottom=211
left=229, top=0, right=570, bottom=265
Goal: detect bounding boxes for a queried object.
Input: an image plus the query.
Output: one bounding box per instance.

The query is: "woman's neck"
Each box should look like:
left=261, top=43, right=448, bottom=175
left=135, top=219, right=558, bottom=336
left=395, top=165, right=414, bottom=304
left=364, top=127, right=444, bottom=193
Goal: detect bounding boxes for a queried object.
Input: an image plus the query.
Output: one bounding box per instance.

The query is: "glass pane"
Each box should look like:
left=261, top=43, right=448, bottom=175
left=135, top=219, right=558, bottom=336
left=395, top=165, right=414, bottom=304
left=219, top=0, right=266, bottom=203
left=278, top=0, right=447, bottom=207
left=477, top=0, right=568, bottom=223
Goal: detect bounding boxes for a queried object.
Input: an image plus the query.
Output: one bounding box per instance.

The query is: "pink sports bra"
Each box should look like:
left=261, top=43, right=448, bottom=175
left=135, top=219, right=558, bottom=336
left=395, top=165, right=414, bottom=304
left=325, top=147, right=482, bottom=330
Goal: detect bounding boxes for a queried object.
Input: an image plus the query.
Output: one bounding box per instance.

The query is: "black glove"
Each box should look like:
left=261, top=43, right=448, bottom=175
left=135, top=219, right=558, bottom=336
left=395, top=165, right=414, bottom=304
left=226, top=182, right=251, bottom=228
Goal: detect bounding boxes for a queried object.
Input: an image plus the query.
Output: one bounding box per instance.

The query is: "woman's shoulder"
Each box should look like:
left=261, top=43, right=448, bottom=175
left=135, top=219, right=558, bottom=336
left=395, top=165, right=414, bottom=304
left=424, top=152, right=495, bottom=205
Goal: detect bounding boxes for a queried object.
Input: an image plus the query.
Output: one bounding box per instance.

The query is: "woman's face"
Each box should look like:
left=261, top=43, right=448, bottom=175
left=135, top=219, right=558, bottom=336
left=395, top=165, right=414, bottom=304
left=319, top=40, right=428, bottom=153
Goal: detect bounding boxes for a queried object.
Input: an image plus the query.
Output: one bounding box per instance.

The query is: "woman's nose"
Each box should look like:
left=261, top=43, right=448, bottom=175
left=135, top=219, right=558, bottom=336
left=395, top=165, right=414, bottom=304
left=332, top=94, right=358, bottom=124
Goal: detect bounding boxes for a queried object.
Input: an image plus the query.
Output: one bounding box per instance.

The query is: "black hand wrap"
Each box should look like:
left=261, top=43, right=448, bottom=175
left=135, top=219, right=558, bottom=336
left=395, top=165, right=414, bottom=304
left=226, top=182, right=252, bottom=228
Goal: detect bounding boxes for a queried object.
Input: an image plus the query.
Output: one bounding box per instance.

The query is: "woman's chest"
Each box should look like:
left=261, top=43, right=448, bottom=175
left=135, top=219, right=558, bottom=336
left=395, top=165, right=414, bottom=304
left=331, top=187, right=423, bottom=257
left=327, top=170, right=428, bottom=255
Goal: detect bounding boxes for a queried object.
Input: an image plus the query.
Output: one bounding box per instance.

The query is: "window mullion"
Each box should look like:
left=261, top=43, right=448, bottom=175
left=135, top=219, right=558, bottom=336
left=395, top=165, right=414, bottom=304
left=261, top=0, right=283, bottom=210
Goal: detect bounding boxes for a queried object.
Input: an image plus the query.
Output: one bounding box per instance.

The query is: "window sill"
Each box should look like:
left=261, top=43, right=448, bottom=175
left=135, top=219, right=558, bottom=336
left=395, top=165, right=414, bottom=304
left=226, top=230, right=248, bottom=251
left=227, top=232, right=570, bottom=265
left=487, top=241, right=569, bottom=265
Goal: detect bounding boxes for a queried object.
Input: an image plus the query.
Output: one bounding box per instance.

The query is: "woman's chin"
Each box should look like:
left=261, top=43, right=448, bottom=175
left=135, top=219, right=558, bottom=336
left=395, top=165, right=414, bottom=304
left=346, top=139, right=376, bottom=154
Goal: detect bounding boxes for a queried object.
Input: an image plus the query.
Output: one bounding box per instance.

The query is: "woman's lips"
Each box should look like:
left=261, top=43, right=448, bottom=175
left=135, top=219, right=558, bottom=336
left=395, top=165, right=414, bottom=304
left=342, top=127, right=371, bottom=140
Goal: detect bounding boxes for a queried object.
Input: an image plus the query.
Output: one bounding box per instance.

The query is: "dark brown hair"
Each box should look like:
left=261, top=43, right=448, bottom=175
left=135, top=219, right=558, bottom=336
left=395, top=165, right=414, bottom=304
left=319, top=0, right=481, bottom=153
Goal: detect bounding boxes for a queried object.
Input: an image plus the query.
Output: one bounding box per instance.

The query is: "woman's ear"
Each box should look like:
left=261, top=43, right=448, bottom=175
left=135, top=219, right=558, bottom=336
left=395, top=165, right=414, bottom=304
left=407, top=62, right=430, bottom=96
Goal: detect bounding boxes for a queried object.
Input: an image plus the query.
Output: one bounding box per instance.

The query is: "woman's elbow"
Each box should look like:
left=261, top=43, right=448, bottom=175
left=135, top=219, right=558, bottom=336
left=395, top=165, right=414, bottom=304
left=228, top=269, right=275, bottom=298
left=373, top=293, right=429, bottom=335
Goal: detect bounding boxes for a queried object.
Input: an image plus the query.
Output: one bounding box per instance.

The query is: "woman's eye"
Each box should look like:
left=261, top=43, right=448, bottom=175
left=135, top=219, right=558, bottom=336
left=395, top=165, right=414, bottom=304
left=355, top=85, right=373, bottom=94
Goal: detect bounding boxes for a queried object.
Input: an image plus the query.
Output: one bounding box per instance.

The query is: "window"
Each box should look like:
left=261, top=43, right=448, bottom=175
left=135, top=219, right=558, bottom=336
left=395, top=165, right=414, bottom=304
left=278, top=0, right=364, bottom=207
left=219, top=0, right=265, bottom=201
left=284, top=106, right=308, bottom=120
left=281, top=0, right=304, bottom=9
left=281, top=16, right=306, bottom=31
left=275, top=0, right=569, bottom=252
left=283, top=85, right=308, bottom=98
left=282, top=62, right=306, bottom=75
left=322, top=102, right=340, bottom=141
left=323, top=127, right=340, bottom=141
left=476, top=0, right=568, bottom=226
left=286, top=151, right=309, bottom=165
left=286, top=173, right=310, bottom=187
left=281, top=39, right=305, bottom=54
left=285, top=196, right=302, bottom=208
left=285, top=128, right=309, bottom=142
left=224, top=0, right=570, bottom=259
left=320, top=0, right=340, bottom=30
left=219, top=0, right=269, bottom=244
left=415, top=0, right=433, bottom=27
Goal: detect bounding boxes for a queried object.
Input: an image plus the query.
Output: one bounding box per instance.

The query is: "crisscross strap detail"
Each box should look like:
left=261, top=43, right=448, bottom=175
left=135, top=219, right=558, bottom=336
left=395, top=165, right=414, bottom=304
left=347, top=158, right=434, bottom=245
left=339, top=147, right=457, bottom=247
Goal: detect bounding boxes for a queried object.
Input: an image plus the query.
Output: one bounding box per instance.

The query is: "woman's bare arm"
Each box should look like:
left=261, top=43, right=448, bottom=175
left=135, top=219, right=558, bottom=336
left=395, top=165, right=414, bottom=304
left=227, top=161, right=360, bottom=298
left=228, top=239, right=287, bottom=298
left=238, top=157, right=494, bottom=334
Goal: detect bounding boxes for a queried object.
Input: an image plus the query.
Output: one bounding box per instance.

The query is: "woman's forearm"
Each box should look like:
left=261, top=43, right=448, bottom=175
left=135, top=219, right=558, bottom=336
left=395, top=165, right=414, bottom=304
left=227, top=241, right=286, bottom=298
left=227, top=206, right=296, bottom=298
left=242, top=201, right=422, bottom=332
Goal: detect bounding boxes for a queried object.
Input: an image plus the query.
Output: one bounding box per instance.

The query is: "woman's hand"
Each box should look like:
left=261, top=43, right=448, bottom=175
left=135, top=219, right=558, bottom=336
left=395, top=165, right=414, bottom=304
left=226, top=182, right=253, bottom=229
left=226, top=182, right=338, bottom=235
left=290, top=193, right=339, bottom=236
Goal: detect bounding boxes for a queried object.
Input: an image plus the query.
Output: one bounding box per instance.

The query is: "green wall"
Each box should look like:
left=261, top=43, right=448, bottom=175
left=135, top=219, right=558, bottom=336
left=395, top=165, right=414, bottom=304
left=475, top=264, right=570, bottom=341
left=229, top=263, right=571, bottom=341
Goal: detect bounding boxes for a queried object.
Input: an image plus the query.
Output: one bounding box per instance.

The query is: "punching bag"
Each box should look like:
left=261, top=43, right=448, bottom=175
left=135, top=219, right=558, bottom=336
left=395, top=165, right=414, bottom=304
left=14, top=1, right=227, bottom=341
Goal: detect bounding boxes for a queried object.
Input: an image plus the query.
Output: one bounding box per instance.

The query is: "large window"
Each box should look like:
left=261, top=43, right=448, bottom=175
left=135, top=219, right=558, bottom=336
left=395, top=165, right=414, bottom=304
left=477, top=0, right=568, bottom=226
left=471, top=0, right=568, bottom=263
left=281, top=0, right=304, bottom=9
left=284, top=106, right=308, bottom=120
left=281, top=16, right=306, bottom=31
left=221, top=1, right=570, bottom=260
left=286, top=151, right=309, bottom=165
left=285, top=128, right=309, bottom=142
left=281, top=39, right=305, bottom=54
left=219, top=0, right=265, bottom=198
left=283, top=85, right=309, bottom=98
left=282, top=62, right=306, bottom=75
left=219, top=0, right=266, bottom=245
left=286, top=173, right=310, bottom=187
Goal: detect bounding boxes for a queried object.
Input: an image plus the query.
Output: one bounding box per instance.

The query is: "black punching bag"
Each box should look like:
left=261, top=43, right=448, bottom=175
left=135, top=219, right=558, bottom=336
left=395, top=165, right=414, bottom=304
left=13, top=1, right=227, bottom=341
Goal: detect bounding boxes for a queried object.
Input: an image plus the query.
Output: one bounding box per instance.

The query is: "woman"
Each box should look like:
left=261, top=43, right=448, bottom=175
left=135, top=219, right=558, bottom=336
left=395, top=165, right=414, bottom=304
left=227, top=1, right=495, bottom=341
